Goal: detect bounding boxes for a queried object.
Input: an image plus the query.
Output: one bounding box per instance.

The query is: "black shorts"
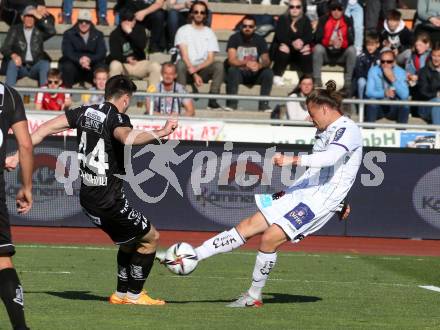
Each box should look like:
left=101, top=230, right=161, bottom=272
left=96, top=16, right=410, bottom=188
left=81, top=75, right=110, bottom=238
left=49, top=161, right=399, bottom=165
left=82, top=197, right=151, bottom=245
left=0, top=205, right=15, bottom=256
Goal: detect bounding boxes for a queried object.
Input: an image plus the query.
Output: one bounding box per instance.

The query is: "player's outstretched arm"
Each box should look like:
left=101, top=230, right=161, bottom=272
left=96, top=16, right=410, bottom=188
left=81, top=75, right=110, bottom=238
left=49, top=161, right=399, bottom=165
left=11, top=120, right=33, bottom=214
left=272, top=153, right=300, bottom=167
left=5, top=114, right=71, bottom=171
left=114, top=118, right=178, bottom=145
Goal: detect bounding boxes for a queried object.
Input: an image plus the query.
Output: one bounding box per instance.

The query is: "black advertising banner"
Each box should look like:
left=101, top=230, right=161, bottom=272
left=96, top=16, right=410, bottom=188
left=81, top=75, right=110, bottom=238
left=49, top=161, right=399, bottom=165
left=5, top=136, right=440, bottom=239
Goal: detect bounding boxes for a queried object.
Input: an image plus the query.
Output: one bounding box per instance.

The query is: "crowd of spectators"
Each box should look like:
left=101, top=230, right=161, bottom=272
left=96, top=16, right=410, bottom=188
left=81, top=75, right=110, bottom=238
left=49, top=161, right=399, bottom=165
left=0, top=0, right=438, bottom=124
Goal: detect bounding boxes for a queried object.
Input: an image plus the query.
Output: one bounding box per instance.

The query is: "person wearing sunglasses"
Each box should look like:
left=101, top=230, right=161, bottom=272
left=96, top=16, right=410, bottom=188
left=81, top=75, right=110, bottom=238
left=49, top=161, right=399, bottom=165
left=271, top=0, right=313, bottom=87
left=313, top=0, right=357, bottom=96
left=365, top=47, right=410, bottom=123
left=225, top=15, right=273, bottom=112
left=59, top=9, right=107, bottom=88
left=35, top=68, right=71, bottom=111
left=0, top=5, right=55, bottom=87
left=175, top=1, right=224, bottom=110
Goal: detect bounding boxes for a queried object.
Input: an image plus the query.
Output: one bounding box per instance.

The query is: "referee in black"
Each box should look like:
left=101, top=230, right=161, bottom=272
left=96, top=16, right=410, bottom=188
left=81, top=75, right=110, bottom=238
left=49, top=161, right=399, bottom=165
left=8, top=75, right=177, bottom=306
left=0, top=82, right=33, bottom=329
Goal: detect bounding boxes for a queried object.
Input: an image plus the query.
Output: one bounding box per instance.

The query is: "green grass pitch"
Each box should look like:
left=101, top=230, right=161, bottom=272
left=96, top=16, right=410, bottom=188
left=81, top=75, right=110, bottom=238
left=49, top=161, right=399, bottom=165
left=1, top=244, right=440, bottom=330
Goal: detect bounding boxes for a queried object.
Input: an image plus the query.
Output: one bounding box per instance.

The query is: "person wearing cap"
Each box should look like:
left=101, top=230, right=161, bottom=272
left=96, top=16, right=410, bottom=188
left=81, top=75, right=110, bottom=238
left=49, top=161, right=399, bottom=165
left=0, top=5, right=55, bottom=87
left=365, top=47, right=410, bottom=123
left=313, top=0, right=357, bottom=96
left=59, top=9, right=107, bottom=88
left=107, top=8, right=161, bottom=87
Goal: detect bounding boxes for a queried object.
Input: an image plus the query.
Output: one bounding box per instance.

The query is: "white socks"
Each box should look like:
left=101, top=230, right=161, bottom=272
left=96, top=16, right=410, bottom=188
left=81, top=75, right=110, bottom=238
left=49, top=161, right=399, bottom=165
left=248, top=251, right=277, bottom=300
left=195, top=228, right=245, bottom=261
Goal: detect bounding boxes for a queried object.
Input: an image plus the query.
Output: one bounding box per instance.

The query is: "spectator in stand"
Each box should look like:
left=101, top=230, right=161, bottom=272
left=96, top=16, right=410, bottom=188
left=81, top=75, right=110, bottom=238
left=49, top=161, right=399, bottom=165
left=415, top=0, right=440, bottom=45
left=313, top=0, right=356, bottom=96
left=107, top=9, right=161, bottom=88
left=145, top=62, right=195, bottom=116
left=115, top=0, right=166, bottom=53
left=0, top=0, right=50, bottom=25
left=166, top=0, right=212, bottom=51
left=417, top=42, right=440, bottom=125
left=365, top=47, right=409, bottom=123
left=225, top=15, right=273, bottom=112
left=175, top=1, right=224, bottom=110
left=0, top=5, right=55, bottom=87
left=35, top=69, right=71, bottom=111
left=82, top=67, right=109, bottom=105
left=365, top=0, right=397, bottom=32
left=352, top=32, right=381, bottom=99
left=271, top=0, right=313, bottom=87
left=59, top=9, right=107, bottom=88
left=285, top=73, right=314, bottom=120
left=405, top=32, right=431, bottom=100
left=62, top=0, right=108, bottom=25
left=380, top=9, right=413, bottom=66
left=343, top=0, right=364, bottom=55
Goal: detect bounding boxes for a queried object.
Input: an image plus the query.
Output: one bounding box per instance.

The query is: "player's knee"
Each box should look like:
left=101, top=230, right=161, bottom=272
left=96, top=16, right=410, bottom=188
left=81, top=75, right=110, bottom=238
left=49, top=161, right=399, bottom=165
left=260, top=226, right=286, bottom=253
left=0, top=256, right=14, bottom=270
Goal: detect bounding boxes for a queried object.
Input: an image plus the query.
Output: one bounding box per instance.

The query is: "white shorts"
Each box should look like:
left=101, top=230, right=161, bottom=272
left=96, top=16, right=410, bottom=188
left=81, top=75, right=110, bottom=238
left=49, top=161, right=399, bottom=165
left=255, top=190, right=335, bottom=243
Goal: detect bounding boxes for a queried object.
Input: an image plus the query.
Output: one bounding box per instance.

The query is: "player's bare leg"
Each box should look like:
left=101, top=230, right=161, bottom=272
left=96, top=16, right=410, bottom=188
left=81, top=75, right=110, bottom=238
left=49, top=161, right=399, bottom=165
left=0, top=255, right=29, bottom=329
left=194, top=211, right=269, bottom=261
left=121, top=225, right=165, bottom=305
left=227, top=224, right=288, bottom=308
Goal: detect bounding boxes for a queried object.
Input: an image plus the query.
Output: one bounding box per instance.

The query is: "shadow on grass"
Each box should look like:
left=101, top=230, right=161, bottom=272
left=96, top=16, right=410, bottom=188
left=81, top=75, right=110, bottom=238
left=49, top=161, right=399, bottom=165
left=167, top=293, right=321, bottom=304
left=28, top=291, right=108, bottom=302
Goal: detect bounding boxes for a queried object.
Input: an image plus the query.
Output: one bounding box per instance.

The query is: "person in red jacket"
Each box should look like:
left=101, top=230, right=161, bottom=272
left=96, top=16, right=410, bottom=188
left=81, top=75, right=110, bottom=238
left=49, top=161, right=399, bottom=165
left=313, top=0, right=357, bottom=96
left=35, top=68, right=71, bottom=111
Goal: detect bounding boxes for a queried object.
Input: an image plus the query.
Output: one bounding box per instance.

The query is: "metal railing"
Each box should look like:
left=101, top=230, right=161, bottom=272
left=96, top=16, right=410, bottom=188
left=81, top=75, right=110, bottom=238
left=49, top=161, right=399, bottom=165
left=16, top=87, right=440, bottom=131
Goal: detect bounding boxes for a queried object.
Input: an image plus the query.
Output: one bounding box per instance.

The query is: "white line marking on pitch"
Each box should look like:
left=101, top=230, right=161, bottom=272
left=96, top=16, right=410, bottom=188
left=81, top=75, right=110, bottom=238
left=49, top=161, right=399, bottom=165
left=20, top=270, right=71, bottom=275
left=176, top=275, right=413, bottom=288
left=419, top=285, right=440, bottom=293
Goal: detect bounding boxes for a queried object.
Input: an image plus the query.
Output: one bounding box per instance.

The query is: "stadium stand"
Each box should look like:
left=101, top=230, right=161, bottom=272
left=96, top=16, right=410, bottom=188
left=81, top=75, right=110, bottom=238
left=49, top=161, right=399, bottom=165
left=0, top=0, right=420, bottom=121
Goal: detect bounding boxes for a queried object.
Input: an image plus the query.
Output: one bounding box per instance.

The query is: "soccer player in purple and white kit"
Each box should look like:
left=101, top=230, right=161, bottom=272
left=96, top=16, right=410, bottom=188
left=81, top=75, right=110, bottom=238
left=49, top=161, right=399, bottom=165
left=0, top=82, right=33, bottom=329
left=192, top=81, right=362, bottom=307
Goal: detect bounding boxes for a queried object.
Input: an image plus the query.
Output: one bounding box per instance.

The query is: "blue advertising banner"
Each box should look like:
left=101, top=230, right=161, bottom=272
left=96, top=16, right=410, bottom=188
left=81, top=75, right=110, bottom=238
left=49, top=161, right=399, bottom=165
left=6, top=137, right=440, bottom=239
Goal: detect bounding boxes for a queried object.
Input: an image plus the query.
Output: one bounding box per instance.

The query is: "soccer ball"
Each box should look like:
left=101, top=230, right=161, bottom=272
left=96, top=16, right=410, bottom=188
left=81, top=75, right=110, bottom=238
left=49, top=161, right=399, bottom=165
left=164, top=242, right=198, bottom=275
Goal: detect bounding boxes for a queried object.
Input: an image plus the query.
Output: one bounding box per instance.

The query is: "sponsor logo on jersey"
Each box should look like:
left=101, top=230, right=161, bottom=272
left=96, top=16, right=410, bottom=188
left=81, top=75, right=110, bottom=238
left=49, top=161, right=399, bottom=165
left=83, top=108, right=106, bottom=133
left=333, top=128, right=346, bottom=142
left=284, top=202, right=315, bottom=229
left=258, top=194, right=272, bottom=208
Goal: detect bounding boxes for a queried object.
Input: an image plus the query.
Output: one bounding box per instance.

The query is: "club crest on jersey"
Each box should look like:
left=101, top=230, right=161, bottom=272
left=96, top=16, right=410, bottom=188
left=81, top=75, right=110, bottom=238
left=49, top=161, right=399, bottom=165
left=333, top=128, right=346, bottom=142
left=284, top=202, right=315, bottom=229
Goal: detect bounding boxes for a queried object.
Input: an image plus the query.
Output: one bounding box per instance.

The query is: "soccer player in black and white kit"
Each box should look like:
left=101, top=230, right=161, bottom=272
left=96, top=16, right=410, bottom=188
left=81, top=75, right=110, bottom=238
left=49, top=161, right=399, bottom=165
left=7, top=75, right=178, bottom=306
left=0, top=82, right=33, bottom=329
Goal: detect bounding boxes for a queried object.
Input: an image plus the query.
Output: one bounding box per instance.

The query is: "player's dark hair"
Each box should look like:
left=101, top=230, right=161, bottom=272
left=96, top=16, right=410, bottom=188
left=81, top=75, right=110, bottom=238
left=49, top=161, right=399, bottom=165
left=104, top=75, right=137, bottom=101
left=306, top=80, right=343, bottom=113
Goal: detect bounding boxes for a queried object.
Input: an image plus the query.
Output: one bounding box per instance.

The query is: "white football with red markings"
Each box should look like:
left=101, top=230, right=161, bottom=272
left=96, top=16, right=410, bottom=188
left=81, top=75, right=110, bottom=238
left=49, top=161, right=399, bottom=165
left=164, top=242, right=198, bottom=275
